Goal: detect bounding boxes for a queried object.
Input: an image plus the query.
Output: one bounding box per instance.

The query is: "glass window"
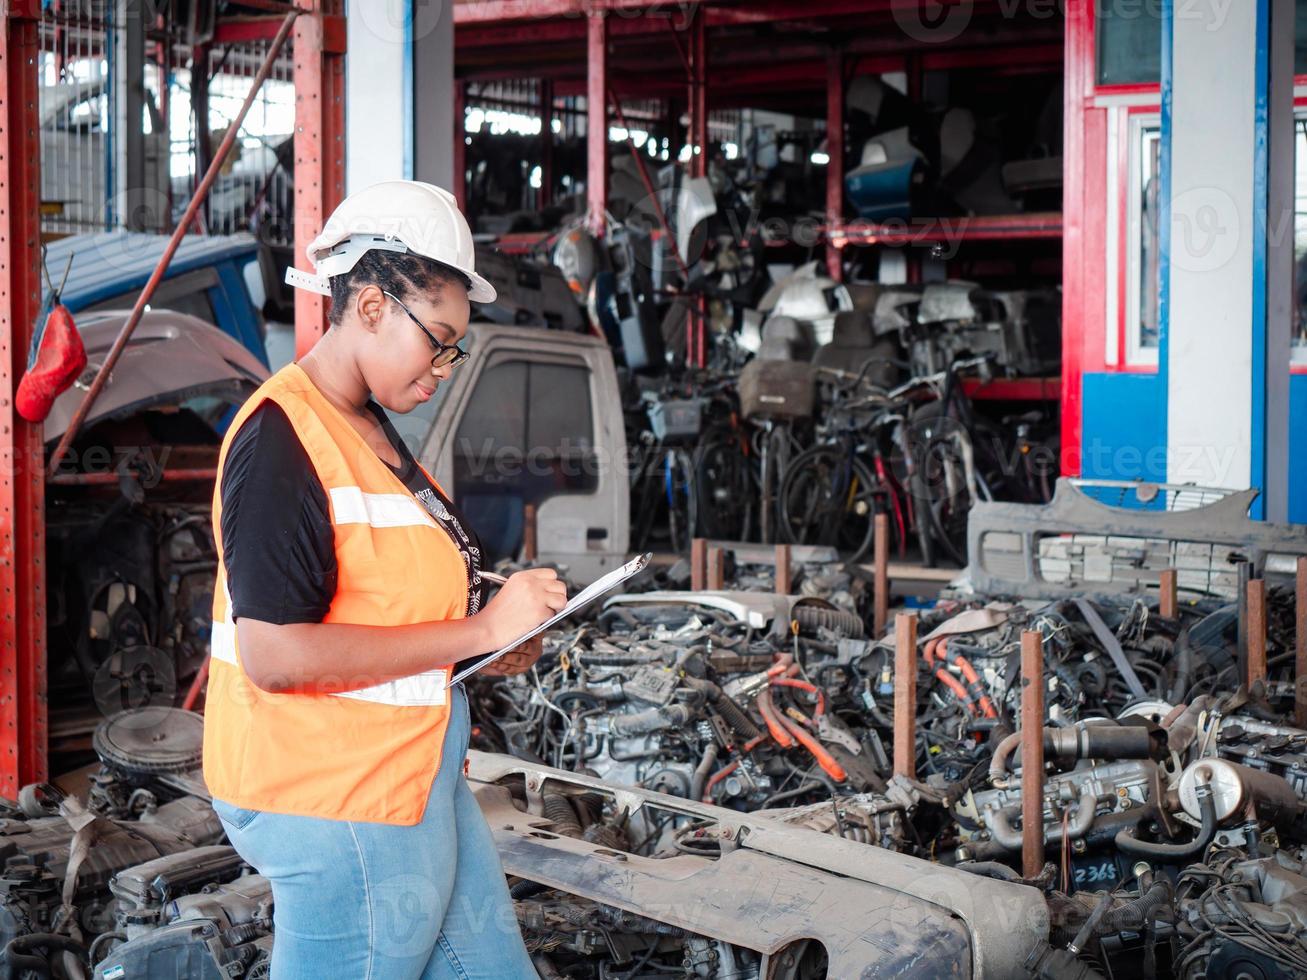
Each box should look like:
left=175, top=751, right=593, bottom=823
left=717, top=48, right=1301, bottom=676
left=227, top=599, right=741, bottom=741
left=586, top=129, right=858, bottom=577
left=452, top=357, right=598, bottom=561
left=527, top=362, right=594, bottom=451
left=1098, top=0, right=1307, bottom=86
left=1126, top=112, right=1307, bottom=363
left=1096, top=2, right=1161, bottom=87
left=1125, top=118, right=1160, bottom=363
left=456, top=360, right=528, bottom=449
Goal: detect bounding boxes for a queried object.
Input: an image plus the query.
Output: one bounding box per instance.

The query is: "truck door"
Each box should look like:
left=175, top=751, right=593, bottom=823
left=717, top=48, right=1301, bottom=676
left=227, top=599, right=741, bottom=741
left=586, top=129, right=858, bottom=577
left=421, top=328, right=629, bottom=584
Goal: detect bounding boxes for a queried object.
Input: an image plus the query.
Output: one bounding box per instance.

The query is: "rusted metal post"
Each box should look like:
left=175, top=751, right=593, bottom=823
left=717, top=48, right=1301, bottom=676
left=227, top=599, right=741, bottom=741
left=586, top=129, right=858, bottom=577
left=522, top=503, right=538, bottom=562
left=691, top=538, right=707, bottom=592
left=47, top=8, right=302, bottom=478
left=893, top=613, right=917, bottom=779
left=293, top=3, right=346, bottom=357
left=688, top=6, right=707, bottom=180
left=586, top=10, right=608, bottom=237
left=1159, top=568, right=1178, bottom=619
left=825, top=46, right=845, bottom=282
left=706, top=546, right=725, bottom=591
left=1247, top=577, right=1267, bottom=689
left=1021, top=630, right=1046, bottom=880
left=1297, top=558, right=1307, bottom=728
left=0, top=0, right=49, bottom=792
left=874, top=512, right=890, bottom=636
left=774, top=544, right=791, bottom=595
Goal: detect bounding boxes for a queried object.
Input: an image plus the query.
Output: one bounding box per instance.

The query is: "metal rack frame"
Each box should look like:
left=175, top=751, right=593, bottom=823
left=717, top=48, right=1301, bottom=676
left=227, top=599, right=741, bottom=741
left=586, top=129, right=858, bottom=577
left=0, top=0, right=344, bottom=788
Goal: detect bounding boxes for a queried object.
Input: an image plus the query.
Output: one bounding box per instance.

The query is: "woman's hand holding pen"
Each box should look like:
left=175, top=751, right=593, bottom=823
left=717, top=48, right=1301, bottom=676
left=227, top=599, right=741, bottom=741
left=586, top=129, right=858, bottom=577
left=478, top=568, right=567, bottom=651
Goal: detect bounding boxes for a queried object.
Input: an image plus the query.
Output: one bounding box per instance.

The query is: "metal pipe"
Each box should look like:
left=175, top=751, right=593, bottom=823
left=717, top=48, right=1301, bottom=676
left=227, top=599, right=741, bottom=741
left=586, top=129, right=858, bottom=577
left=1159, top=568, right=1178, bottom=619
left=1021, top=630, right=1045, bottom=879
left=48, top=468, right=218, bottom=486
left=46, top=8, right=301, bottom=479
left=774, top=543, right=791, bottom=595
left=1247, top=577, right=1267, bottom=689
left=691, top=538, right=707, bottom=592
left=892, top=613, right=917, bottom=779
left=873, top=512, right=889, bottom=636
left=983, top=787, right=1097, bottom=852
left=706, top=546, right=725, bottom=591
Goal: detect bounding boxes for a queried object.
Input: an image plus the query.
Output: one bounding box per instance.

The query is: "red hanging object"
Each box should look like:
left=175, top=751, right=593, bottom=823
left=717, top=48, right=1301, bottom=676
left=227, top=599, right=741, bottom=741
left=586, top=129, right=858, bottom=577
left=17, top=288, right=86, bottom=424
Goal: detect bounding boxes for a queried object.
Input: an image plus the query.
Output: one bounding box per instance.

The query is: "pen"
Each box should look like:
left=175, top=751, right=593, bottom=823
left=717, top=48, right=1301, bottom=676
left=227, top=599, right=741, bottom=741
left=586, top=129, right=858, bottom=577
left=480, top=570, right=508, bottom=585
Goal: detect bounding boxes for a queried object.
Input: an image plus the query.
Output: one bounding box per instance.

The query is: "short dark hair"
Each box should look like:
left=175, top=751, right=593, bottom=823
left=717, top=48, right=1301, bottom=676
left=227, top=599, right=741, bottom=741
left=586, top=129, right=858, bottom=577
left=327, top=249, right=471, bottom=326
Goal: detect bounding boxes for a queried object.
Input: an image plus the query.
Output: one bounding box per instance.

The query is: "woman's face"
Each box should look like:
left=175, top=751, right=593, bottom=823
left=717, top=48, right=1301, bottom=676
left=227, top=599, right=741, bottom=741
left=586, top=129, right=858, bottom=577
left=355, top=282, right=471, bottom=413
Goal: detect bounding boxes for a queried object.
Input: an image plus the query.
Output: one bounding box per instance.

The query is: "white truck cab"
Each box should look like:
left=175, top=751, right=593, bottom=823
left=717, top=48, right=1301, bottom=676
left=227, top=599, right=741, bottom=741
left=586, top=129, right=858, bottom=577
left=389, top=324, right=630, bottom=585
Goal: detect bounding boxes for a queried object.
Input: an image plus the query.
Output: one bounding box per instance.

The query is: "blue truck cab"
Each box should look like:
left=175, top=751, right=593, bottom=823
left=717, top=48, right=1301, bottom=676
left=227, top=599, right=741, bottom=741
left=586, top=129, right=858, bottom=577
left=42, top=230, right=270, bottom=367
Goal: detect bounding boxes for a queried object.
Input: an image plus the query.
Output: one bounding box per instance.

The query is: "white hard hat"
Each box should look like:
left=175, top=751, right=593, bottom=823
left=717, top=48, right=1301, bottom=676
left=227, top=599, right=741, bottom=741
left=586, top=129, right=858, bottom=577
left=284, top=180, right=496, bottom=303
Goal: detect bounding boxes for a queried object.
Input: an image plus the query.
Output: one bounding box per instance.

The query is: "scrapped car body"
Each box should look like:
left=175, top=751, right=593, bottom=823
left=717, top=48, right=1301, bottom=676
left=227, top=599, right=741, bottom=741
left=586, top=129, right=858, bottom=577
left=44, top=311, right=267, bottom=755
left=44, top=310, right=268, bottom=445
left=466, top=751, right=1049, bottom=978
left=42, top=230, right=269, bottom=364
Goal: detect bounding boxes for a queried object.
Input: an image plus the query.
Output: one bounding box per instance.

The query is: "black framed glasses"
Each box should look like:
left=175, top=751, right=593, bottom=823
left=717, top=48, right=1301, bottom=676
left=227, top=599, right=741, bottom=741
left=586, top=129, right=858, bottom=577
left=383, top=290, right=470, bottom=369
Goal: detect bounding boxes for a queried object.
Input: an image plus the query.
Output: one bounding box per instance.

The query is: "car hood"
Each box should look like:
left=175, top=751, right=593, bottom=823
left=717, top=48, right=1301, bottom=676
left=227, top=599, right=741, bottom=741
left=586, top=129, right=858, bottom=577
left=43, top=309, right=268, bottom=445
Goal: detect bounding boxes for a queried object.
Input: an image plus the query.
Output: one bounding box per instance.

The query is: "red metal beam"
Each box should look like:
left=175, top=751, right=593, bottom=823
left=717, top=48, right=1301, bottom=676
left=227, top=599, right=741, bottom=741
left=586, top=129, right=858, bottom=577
left=456, top=0, right=698, bottom=24
left=293, top=5, right=347, bottom=357
left=962, top=377, right=1061, bottom=402
left=213, top=16, right=285, bottom=44
left=0, top=0, right=48, bottom=793
left=586, top=11, right=608, bottom=236
left=826, top=212, right=1063, bottom=248
left=826, top=48, right=844, bottom=281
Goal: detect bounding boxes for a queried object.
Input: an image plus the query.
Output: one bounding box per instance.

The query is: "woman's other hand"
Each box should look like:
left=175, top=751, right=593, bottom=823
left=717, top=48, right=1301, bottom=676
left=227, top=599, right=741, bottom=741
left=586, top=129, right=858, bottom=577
left=479, top=636, right=544, bottom=677
left=478, top=568, right=566, bottom=651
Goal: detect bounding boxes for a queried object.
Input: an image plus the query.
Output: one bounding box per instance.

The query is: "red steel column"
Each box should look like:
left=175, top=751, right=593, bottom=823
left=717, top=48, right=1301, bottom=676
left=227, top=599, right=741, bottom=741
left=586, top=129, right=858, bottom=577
left=689, top=7, right=707, bottom=180
left=586, top=11, right=608, bottom=237
left=825, top=47, right=845, bottom=282
left=0, top=1, right=49, bottom=792
left=293, top=3, right=347, bottom=357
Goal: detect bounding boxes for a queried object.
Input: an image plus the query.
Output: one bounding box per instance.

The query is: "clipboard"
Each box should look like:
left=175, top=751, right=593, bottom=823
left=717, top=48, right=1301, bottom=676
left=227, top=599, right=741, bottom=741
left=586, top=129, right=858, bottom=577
left=447, top=552, right=652, bottom=686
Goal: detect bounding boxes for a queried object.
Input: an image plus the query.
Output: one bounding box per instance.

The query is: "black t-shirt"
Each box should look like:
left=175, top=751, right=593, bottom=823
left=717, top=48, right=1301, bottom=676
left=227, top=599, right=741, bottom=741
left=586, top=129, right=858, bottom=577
left=219, top=400, right=485, bottom=628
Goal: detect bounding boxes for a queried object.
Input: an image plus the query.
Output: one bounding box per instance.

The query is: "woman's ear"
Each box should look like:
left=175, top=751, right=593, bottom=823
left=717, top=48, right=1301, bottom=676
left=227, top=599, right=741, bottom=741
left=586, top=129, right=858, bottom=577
left=355, top=284, right=387, bottom=333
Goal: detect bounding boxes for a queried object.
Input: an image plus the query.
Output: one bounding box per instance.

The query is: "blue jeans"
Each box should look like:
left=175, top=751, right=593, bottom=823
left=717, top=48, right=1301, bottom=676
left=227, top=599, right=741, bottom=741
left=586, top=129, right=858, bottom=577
left=212, top=685, right=537, bottom=979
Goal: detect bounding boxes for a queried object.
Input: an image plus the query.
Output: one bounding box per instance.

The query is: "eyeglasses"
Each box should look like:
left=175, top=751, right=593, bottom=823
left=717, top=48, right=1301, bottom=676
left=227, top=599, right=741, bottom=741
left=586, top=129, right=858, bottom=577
left=383, top=290, right=470, bottom=369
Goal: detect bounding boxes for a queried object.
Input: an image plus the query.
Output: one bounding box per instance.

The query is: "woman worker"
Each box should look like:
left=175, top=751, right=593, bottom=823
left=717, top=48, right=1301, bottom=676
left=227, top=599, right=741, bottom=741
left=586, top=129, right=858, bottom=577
left=202, top=180, right=558, bottom=978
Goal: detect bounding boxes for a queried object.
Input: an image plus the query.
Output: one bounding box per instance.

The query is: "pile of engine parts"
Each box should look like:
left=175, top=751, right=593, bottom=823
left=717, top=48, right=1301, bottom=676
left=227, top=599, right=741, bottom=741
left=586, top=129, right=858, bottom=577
left=9, top=483, right=1307, bottom=978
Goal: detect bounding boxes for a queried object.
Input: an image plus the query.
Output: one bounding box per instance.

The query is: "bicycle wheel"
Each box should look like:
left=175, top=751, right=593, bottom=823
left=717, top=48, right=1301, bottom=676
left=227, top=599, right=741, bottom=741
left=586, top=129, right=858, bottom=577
left=909, top=404, right=974, bottom=566
left=778, top=444, right=878, bottom=561
left=694, top=425, right=752, bottom=541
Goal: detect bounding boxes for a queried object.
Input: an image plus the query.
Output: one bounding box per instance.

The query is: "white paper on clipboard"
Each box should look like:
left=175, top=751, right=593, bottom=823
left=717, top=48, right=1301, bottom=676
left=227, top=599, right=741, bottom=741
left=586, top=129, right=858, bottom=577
left=447, top=553, right=652, bottom=686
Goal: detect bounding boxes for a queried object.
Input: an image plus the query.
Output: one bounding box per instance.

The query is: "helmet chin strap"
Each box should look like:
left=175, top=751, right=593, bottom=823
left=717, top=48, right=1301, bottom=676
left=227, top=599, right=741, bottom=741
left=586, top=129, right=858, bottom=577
left=284, top=267, right=331, bottom=296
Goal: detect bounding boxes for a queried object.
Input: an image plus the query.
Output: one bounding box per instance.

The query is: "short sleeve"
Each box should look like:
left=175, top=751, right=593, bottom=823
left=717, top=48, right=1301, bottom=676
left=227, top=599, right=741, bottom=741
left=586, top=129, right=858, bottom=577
left=219, top=402, right=338, bottom=624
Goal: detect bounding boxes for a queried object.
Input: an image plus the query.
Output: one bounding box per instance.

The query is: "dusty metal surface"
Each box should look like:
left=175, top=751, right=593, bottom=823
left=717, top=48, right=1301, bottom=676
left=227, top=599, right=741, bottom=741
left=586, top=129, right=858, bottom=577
left=466, top=751, right=1049, bottom=978
left=966, top=478, right=1307, bottom=600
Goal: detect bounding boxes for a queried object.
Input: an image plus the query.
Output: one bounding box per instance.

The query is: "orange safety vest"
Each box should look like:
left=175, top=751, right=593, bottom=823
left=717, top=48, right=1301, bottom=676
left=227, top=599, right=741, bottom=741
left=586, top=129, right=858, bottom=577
left=203, top=363, right=470, bottom=825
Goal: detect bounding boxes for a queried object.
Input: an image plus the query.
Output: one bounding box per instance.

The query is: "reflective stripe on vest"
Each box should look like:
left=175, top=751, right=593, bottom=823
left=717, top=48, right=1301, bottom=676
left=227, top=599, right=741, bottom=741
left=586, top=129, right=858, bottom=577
left=203, top=363, right=467, bottom=825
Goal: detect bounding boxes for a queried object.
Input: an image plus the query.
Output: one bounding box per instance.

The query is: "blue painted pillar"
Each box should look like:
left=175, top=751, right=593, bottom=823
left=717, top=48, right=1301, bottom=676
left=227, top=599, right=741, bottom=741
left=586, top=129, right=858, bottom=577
left=1162, top=0, right=1294, bottom=520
